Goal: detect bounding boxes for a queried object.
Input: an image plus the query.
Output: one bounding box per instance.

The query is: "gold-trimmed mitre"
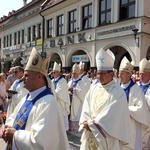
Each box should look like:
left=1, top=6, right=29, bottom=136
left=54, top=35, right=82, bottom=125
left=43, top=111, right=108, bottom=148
left=79, top=61, right=85, bottom=70
left=119, top=57, right=134, bottom=74
left=139, top=58, right=150, bottom=72
left=72, top=63, right=80, bottom=74
left=53, top=62, right=61, bottom=72
left=25, top=47, right=50, bottom=76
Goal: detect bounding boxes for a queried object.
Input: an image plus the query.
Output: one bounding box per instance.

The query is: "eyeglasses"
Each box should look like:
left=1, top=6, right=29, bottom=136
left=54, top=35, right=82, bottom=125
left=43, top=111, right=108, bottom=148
left=53, top=71, right=58, bottom=74
left=14, top=71, right=21, bottom=74
left=96, top=72, right=108, bottom=76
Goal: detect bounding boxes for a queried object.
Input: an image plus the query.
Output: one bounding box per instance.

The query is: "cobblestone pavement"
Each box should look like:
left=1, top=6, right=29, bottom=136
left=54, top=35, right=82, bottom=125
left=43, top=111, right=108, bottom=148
left=0, top=131, right=82, bottom=150
left=67, top=130, right=82, bottom=150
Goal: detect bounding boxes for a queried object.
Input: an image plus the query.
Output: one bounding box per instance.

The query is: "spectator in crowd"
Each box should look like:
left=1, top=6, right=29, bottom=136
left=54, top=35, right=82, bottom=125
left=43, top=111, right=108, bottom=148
left=6, top=66, right=28, bottom=118
left=79, top=48, right=134, bottom=150
left=65, top=73, right=71, bottom=83
left=132, top=69, right=137, bottom=81
left=0, top=73, right=9, bottom=108
left=0, top=111, right=5, bottom=125
left=52, top=62, right=70, bottom=131
left=119, top=57, right=149, bottom=150
left=7, top=67, right=17, bottom=87
left=68, top=63, right=86, bottom=131
left=0, top=47, right=70, bottom=150
left=48, top=67, right=54, bottom=80
left=0, top=73, right=9, bottom=124
left=2, top=68, right=8, bottom=78
left=137, top=58, right=150, bottom=148
left=135, top=71, right=140, bottom=82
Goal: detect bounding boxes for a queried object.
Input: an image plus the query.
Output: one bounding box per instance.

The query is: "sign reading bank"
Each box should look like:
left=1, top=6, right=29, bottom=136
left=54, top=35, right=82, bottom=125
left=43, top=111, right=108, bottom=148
left=72, top=55, right=89, bottom=62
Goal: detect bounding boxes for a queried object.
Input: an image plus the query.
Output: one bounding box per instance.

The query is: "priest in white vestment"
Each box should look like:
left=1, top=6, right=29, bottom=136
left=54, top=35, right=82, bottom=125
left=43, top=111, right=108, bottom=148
left=119, top=57, right=149, bottom=150
left=79, top=48, right=134, bottom=150
left=6, top=66, right=28, bottom=118
left=137, top=58, right=150, bottom=149
left=52, top=62, right=70, bottom=131
left=0, top=47, right=70, bottom=150
left=68, top=63, right=87, bottom=131
left=78, top=61, right=91, bottom=92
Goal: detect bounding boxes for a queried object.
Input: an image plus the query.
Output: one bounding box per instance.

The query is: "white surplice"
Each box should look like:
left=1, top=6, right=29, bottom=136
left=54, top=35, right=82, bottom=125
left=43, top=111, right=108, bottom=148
left=124, top=83, right=149, bottom=149
left=52, top=76, right=70, bottom=131
left=79, top=73, right=91, bottom=92
left=7, top=79, right=28, bottom=118
left=137, top=81, right=150, bottom=148
left=68, top=79, right=87, bottom=121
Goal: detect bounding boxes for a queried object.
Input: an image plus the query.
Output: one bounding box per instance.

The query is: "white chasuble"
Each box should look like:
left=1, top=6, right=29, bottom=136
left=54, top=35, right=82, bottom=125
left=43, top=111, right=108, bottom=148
left=79, top=80, right=134, bottom=150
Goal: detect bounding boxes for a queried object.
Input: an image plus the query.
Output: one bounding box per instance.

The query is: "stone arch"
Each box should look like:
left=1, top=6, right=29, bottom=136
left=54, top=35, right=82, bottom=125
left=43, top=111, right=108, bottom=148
left=146, top=46, right=150, bottom=59
left=66, top=47, right=92, bottom=70
left=49, top=49, right=63, bottom=69
left=104, top=42, right=135, bottom=70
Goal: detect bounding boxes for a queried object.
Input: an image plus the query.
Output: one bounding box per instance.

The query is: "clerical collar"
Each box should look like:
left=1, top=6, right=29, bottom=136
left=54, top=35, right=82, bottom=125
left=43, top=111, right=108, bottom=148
left=27, top=86, right=46, bottom=101
left=140, top=81, right=150, bottom=86
left=99, top=80, right=115, bottom=88
left=121, top=80, right=131, bottom=89
left=72, top=77, right=80, bottom=81
left=54, top=76, right=60, bottom=81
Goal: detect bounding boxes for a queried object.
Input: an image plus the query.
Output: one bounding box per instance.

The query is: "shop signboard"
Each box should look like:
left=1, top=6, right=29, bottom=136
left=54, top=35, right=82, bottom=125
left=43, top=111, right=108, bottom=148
left=72, top=54, right=89, bottom=62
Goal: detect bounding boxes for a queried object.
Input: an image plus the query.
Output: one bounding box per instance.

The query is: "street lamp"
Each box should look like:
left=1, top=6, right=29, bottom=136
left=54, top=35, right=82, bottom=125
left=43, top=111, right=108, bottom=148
left=132, top=28, right=139, bottom=47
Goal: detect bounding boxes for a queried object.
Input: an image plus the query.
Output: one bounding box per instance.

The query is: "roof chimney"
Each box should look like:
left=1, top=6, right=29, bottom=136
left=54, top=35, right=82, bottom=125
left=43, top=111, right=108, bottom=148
left=23, top=0, right=27, bottom=6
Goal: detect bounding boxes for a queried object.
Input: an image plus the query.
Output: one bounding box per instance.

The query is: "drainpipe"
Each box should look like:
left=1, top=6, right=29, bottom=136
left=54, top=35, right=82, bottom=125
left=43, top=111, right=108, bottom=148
left=39, top=12, right=45, bottom=53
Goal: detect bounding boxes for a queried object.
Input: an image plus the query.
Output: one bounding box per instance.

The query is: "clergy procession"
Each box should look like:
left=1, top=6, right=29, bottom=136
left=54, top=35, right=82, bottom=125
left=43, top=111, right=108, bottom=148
left=0, top=47, right=149, bottom=150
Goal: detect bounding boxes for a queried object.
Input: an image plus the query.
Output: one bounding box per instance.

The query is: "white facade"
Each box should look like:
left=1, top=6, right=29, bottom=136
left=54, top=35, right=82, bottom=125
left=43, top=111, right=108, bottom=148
left=0, top=0, right=45, bottom=71
left=0, top=0, right=150, bottom=71
left=41, top=0, right=150, bottom=70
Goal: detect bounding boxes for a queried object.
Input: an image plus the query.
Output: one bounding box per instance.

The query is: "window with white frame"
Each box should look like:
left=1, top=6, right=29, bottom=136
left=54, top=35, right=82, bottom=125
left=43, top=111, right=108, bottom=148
left=57, top=15, right=64, bottom=36
left=22, top=30, right=24, bottom=44
left=14, top=32, right=17, bottom=45
left=9, top=34, right=12, bottom=46
left=120, top=0, right=135, bottom=20
left=37, top=23, right=42, bottom=39
left=47, top=19, right=53, bottom=38
left=82, top=4, right=92, bottom=30
left=32, top=25, right=37, bottom=41
left=18, top=31, right=20, bottom=44
left=27, top=27, right=31, bottom=42
left=99, top=0, right=111, bottom=25
left=68, top=9, right=77, bottom=33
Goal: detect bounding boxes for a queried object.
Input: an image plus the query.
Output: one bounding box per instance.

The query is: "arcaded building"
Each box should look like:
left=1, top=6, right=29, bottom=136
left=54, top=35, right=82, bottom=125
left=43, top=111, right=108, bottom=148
left=0, top=0, right=150, bottom=72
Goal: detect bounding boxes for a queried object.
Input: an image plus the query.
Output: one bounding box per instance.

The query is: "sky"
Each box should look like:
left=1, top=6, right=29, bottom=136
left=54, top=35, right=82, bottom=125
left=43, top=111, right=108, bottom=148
left=0, top=0, right=32, bottom=18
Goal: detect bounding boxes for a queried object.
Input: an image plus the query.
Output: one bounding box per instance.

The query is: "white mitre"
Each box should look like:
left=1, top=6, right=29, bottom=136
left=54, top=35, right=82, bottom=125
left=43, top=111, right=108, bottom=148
left=72, top=63, right=80, bottom=74
left=139, top=58, right=150, bottom=72
left=119, top=57, right=135, bottom=74
left=53, top=62, right=61, bottom=72
left=79, top=61, right=85, bottom=70
left=96, top=48, right=114, bottom=70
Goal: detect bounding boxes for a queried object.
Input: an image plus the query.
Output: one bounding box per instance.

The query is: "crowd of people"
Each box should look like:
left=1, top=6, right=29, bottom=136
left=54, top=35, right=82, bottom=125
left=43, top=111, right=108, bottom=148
left=0, top=47, right=149, bottom=150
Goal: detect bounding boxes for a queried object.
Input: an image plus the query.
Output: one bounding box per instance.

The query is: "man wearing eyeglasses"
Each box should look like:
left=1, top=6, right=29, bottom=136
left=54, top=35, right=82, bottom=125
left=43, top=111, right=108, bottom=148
left=6, top=66, right=28, bottom=118
left=79, top=48, right=134, bottom=150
